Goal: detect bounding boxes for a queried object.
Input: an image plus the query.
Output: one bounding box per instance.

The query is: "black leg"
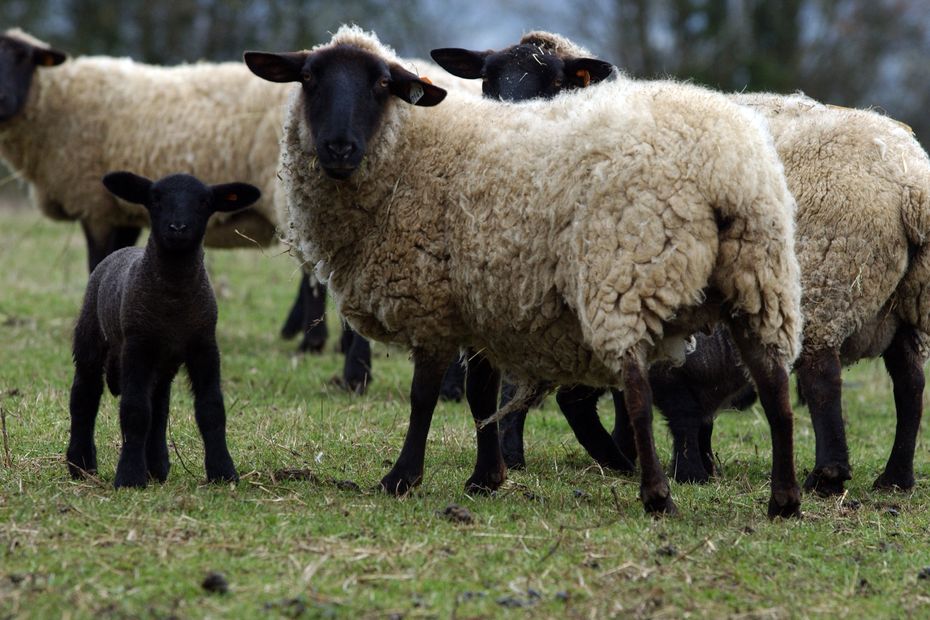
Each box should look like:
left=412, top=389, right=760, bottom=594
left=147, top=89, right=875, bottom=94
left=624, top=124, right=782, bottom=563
left=280, top=278, right=306, bottom=340
left=298, top=278, right=328, bottom=354
left=732, top=330, right=801, bottom=518
left=463, top=352, right=506, bottom=493
left=338, top=322, right=354, bottom=354
left=622, top=355, right=676, bottom=515
left=666, top=411, right=711, bottom=484
left=113, top=340, right=156, bottom=489
left=610, top=388, right=638, bottom=466
left=342, top=325, right=372, bottom=394
left=380, top=349, right=448, bottom=495
left=874, top=325, right=925, bottom=490
left=498, top=381, right=528, bottom=469
left=556, top=385, right=634, bottom=473
left=66, top=337, right=105, bottom=479
left=796, top=348, right=851, bottom=495
left=185, top=339, right=238, bottom=483
left=698, top=419, right=715, bottom=477
left=146, top=378, right=172, bottom=483
left=438, top=355, right=466, bottom=402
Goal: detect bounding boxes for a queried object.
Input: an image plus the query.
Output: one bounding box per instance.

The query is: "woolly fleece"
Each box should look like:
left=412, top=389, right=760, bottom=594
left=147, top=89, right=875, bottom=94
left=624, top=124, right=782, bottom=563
left=279, top=26, right=802, bottom=385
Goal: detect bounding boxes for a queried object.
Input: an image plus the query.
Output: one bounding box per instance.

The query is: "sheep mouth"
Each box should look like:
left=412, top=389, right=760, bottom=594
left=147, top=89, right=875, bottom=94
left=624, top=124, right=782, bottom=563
left=321, top=165, right=358, bottom=180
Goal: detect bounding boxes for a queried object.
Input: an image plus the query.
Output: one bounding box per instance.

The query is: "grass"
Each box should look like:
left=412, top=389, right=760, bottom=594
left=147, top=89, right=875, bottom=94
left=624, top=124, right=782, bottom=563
left=1, top=204, right=930, bottom=619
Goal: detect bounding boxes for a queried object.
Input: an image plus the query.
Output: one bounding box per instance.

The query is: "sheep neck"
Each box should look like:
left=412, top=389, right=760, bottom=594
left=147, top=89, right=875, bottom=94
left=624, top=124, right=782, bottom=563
left=140, top=238, right=207, bottom=294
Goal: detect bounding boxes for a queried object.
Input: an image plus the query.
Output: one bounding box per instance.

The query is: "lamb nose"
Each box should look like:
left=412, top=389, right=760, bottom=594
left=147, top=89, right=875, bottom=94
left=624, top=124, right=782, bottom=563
left=326, top=142, right=355, bottom=160
left=169, top=223, right=187, bottom=232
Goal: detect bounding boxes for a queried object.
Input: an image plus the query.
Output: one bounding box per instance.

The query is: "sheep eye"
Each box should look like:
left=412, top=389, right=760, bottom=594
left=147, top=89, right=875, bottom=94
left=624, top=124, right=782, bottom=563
left=376, top=77, right=390, bottom=90
left=553, top=78, right=563, bottom=88
left=301, top=72, right=313, bottom=85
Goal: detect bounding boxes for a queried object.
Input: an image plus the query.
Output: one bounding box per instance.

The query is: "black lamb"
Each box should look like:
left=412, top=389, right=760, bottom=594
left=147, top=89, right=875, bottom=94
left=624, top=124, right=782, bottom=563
left=66, top=172, right=260, bottom=488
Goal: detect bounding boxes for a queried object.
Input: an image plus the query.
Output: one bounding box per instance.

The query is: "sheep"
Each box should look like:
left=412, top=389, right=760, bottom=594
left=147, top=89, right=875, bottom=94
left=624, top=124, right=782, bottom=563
left=244, top=25, right=804, bottom=517
left=453, top=31, right=930, bottom=494
left=66, top=171, right=259, bottom=488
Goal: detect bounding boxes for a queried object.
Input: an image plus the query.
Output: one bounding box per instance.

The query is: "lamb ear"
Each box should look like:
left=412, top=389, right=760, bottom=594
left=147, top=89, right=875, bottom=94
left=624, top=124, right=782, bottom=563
left=389, top=64, right=446, bottom=106
left=211, top=183, right=261, bottom=213
left=102, top=171, right=153, bottom=205
left=244, top=51, right=308, bottom=83
left=32, top=46, right=66, bottom=67
left=429, top=48, right=488, bottom=80
left=563, top=57, right=615, bottom=89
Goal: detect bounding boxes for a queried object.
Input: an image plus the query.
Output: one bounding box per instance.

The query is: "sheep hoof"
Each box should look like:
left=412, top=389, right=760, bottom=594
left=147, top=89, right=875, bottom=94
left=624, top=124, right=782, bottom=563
left=114, top=466, right=149, bottom=489
left=502, top=450, right=526, bottom=470
left=464, top=468, right=506, bottom=495
left=803, top=464, right=851, bottom=496
left=671, top=465, right=710, bottom=485
left=147, top=462, right=170, bottom=483
left=767, top=485, right=802, bottom=519
left=206, top=456, right=239, bottom=484
left=641, top=485, right=677, bottom=516
left=379, top=470, right=421, bottom=496
left=438, top=385, right=464, bottom=402
left=297, top=334, right=327, bottom=355
left=873, top=471, right=915, bottom=491
left=65, top=445, right=97, bottom=479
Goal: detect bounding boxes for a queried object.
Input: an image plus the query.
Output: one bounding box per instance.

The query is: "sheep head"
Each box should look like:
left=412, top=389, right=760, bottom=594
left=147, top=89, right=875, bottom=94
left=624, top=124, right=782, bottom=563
left=430, top=44, right=613, bottom=102
left=0, top=31, right=65, bottom=122
left=245, top=45, right=446, bottom=180
left=102, top=172, right=260, bottom=253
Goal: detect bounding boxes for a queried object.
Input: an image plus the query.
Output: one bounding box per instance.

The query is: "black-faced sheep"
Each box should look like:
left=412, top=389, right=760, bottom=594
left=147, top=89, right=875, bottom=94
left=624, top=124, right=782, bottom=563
left=245, top=26, right=804, bottom=517
left=66, top=172, right=259, bottom=488
left=451, top=31, right=930, bottom=495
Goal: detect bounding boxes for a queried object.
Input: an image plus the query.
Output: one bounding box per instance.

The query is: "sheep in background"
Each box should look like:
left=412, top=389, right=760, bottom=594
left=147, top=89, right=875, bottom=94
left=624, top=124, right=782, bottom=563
left=245, top=25, right=803, bottom=516
left=66, top=172, right=258, bottom=488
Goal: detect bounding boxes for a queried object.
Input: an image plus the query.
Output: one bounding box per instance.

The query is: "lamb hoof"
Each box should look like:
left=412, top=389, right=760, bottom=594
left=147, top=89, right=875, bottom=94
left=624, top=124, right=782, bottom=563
left=438, top=384, right=464, bottom=402
left=803, top=464, right=851, bottom=496
left=206, top=455, right=239, bottom=483
left=464, top=467, right=506, bottom=495
left=641, top=485, right=677, bottom=516
left=65, top=444, right=97, bottom=479
left=873, top=471, right=915, bottom=491
left=768, top=485, right=802, bottom=519
left=501, top=447, right=526, bottom=470
left=601, top=454, right=636, bottom=475
left=380, top=470, right=421, bottom=496
left=114, top=466, right=148, bottom=489
left=671, top=463, right=710, bottom=485
left=147, top=461, right=170, bottom=483
left=297, top=334, right=327, bottom=355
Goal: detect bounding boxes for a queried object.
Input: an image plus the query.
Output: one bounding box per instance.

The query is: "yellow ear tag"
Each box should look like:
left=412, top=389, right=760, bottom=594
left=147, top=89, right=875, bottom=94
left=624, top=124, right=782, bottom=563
left=576, top=69, right=591, bottom=87
left=420, top=76, right=433, bottom=85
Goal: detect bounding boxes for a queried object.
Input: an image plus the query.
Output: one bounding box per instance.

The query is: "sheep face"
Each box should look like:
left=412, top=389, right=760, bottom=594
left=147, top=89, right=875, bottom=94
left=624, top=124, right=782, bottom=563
left=102, top=172, right=260, bottom=252
left=0, top=34, right=65, bottom=122
left=245, top=46, right=446, bottom=180
left=430, top=45, right=613, bottom=102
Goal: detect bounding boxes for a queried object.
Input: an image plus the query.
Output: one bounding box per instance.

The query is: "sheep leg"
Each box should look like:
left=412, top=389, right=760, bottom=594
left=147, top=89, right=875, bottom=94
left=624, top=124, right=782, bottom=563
left=698, top=420, right=716, bottom=477
left=498, top=381, right=529, bottom=469
left=297, top=277, right=328, bottom=353
left=463, top=352, right=506, bottom=494
left=380, top=350, right=448, bottom=495
left=438, top=355, right=466, bottom=402
left=145, top=378, right=172, bottom=483
left=66, top=337, right=105, bottom=479
left=796, top=348, right=851, bottom=495
left=186, top=339, right=238, bottom=483
left=621, top=356, right=676, bottom=515
left=341, top=325, right=372, bottom=394
left=874, top=325, right=925, bottom=491
left=556, top=385, right=635, bottom=473
left=113, top=341, right=156, bottom=489
left=81, top=220, right=141, bottom=273
left=732, top=332, right=801, bottom=518
left=610, top=388, right=638, bottom=466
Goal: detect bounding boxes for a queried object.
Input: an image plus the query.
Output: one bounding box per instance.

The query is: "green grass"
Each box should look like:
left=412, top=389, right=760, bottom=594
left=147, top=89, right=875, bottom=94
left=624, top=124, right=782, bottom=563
left=2, top=206, right=930, bottom=619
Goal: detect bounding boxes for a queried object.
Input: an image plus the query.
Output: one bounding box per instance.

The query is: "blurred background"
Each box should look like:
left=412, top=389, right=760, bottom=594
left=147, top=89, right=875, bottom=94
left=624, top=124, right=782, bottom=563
left=1, top=0, right=928, bottom=202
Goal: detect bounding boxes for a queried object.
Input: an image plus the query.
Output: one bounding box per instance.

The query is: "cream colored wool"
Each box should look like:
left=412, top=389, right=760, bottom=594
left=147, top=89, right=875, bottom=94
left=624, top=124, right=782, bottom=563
left=522, top=30, right=930, bottom=363
left=0, top=29, right=291, bottom=248
left=279, top=26, right=802, bottom=386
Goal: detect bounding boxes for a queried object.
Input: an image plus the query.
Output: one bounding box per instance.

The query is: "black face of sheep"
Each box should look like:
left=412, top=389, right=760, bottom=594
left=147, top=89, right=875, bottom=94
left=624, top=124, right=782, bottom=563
left=244, top=46, right=446, bottom=180
left=430, top=45, right=613, bottom=102
left=0, top=34, right=65, bottom=122
left=102, top=173, right=261, bottom=252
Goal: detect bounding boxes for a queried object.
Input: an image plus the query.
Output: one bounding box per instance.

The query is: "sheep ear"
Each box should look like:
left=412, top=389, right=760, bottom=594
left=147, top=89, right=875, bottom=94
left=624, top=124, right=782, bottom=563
left=244, top=51, right=307, bottom=83
left=102, top=171, right=152, bottom=205
left=429, top=48, right=488, bottom=80
left=32, top=46, right=66, bottom=67
left=211, top=183, right=261, bottom=213
left=563, top=58, right=615, bottom=89
left=389, top=64, right=446, bottom=107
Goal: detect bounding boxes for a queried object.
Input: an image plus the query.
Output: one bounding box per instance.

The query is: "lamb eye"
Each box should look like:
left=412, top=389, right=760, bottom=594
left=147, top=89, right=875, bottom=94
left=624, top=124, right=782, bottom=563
left=377, top=77, right=390, bottom=89
left=553, top=78, right=563, bottom=88
left=301, top=71, right=313, bottom=85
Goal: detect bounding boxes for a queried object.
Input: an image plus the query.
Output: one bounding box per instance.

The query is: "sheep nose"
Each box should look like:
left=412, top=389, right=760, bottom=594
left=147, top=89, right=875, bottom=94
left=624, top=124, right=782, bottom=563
left=325, top=141, right=355, bottom=160
left=169, top=223, right=187, bottom=232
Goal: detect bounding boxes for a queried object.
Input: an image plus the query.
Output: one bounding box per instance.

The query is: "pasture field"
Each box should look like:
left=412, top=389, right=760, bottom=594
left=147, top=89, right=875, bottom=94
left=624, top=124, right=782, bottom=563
left=2, top=204, right=930, bottom=619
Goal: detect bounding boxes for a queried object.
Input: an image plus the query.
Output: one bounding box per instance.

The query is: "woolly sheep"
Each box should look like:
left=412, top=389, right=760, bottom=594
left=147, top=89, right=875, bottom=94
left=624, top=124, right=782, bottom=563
left=245, top=26, right=804, bottom=517
left=474, top=31, right=930, bottom=494
left=67, top=172, right=259, bottom=488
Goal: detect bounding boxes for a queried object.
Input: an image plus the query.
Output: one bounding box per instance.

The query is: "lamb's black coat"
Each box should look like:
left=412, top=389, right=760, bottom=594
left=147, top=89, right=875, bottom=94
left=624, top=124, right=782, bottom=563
left=66, top=172, right=259, bottom=488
